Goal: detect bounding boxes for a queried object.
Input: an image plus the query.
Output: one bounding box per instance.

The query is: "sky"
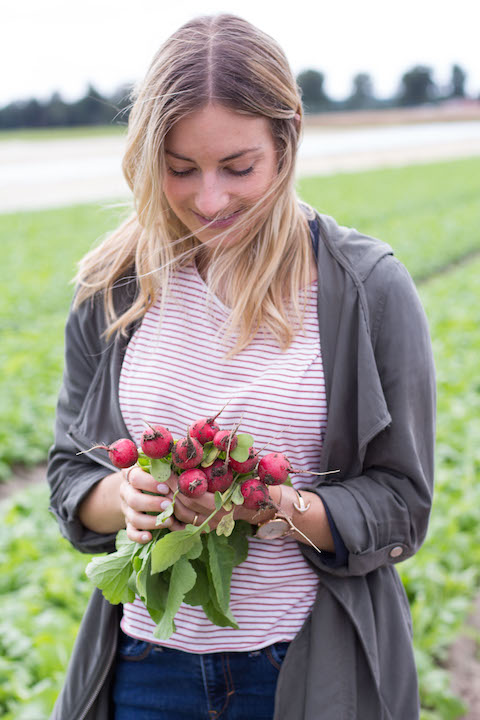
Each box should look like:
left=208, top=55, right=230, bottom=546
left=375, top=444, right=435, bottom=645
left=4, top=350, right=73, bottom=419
left=1, top=0, right=478, bottom=107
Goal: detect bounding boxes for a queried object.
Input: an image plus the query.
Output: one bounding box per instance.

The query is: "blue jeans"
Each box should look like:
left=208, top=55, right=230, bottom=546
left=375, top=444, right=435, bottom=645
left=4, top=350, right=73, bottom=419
left=112, top=630, right=290, bottom=719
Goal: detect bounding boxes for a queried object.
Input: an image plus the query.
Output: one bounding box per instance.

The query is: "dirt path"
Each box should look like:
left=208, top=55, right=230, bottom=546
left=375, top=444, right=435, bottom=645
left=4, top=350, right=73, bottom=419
left=2, top=118, right=480, bottom=213
left=447, top=594, right=480, bottom=719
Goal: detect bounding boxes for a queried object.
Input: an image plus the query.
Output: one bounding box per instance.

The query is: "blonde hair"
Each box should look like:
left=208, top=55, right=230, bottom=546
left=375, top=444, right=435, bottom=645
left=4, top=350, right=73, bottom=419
left=74, top=13, right=315, bottom=355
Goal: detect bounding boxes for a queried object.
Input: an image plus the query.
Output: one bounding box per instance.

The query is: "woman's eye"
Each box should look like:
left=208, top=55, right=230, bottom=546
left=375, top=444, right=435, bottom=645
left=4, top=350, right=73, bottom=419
left=167, top=167, right=195, bottom=177
left=167, top=166, right=254, bottom=178
left=229, top=166, right=254, bottom=177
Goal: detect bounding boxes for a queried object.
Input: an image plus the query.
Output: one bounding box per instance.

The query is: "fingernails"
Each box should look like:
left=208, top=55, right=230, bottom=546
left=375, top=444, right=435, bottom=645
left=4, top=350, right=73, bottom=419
left=157, top=484, right=169, bottom=494
left=160, top=500, right=172, bottom=510
left=141, top=533, right=150, bottom=542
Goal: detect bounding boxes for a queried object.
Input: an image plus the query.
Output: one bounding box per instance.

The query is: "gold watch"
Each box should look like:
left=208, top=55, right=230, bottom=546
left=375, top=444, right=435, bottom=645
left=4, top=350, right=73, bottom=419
left=256, top=513, right=296, bottom=540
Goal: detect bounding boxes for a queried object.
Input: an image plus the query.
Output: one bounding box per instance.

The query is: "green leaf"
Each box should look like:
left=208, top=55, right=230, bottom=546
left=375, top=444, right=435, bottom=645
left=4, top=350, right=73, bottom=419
left=216, top=511, right=235, bottom=537
left=137, top=454, right=151, bottom=468
left=127, top=569, right=138, bottom=596
left=85, top=542, right=137, bottom=604
left=214, top=491, right=223, bottom=511
left=229, top=521, right=252, bottom=566
left=115, top=528, right=138, bottom=552
left=201, top=442, right=220, bottom=467
left=150, top=458, right=172, bottom=483
left=207, top=533, right=235, bottom=613
left=155, top=503, right=174, bottom=526
left=153, top=557, right=197, bottom=639
left=183, top=558, right=210, bottom=607
left=150, top=527, right=202, bottom=573
left=223, top=499, right=233, bottom=512
left=137, top=554, right=170, bottom=622
left=203, top=597, right=239, bottom=629
left=230, top=433, right=254, bottom=462
left=231, top=483, right=245, bottom=505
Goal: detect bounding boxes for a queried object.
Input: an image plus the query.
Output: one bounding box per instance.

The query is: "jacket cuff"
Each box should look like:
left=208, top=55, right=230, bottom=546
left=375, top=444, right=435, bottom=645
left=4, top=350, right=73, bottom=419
left=317, top=494, right=349, bottom=567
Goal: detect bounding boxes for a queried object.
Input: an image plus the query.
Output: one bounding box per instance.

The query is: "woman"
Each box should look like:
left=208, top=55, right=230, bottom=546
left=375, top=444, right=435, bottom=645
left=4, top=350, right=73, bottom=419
left=48, top=13, right=435, bottom=720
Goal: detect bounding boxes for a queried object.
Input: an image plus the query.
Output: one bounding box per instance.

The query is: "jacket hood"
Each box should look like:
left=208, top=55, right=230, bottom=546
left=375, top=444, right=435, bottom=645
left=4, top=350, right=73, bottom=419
left=307, top=209, right=393, bottom=283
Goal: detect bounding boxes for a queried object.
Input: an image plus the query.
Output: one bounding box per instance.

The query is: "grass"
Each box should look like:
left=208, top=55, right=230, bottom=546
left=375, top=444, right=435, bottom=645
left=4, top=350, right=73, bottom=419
left=297, top=156, right=480, bottom=281
left=401, top=257, right=480, bottom=719
left=0, top=125, right=127, bottom=142
left=0, top=202, right=129, bottom=478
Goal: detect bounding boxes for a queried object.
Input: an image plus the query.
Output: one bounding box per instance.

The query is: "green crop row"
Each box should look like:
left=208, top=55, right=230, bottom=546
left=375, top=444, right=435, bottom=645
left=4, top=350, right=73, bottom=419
left=297, top=156, right=480, bottom=281
left=1, top=254, right=479, bottom=719
left=402, top=257, right=480, bottom=719
left=0, top=486, right=90, bottom=719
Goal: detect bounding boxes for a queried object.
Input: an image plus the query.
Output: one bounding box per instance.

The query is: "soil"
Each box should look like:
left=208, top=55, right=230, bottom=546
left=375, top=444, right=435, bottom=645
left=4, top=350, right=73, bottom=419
left=447, top=594, right=480, bottom=719
left=1, top=462, right=479, bottom=716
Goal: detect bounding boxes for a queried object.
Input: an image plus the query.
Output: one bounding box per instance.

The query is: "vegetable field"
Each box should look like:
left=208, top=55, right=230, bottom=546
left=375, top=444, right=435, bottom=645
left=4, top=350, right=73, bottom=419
left=1, top=156, right=479, bottom=719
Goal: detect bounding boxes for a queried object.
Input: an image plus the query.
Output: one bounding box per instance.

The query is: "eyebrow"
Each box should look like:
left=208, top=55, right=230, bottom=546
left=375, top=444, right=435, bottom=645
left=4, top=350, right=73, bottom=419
left=165, top=147, right=262, bottom=163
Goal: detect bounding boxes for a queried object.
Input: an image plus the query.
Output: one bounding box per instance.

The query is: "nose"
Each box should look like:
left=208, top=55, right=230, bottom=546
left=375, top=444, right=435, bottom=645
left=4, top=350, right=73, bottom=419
left=194, top=172, right=230, bottom=220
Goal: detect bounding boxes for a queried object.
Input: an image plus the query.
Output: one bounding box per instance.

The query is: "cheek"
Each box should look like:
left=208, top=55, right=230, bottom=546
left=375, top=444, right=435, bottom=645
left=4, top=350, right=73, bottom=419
left=163, top=179, right=188, bottom=212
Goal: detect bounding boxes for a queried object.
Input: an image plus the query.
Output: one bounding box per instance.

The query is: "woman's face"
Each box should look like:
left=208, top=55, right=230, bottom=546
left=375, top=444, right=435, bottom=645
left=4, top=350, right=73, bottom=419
left=163, top=103, right=278, bottom=248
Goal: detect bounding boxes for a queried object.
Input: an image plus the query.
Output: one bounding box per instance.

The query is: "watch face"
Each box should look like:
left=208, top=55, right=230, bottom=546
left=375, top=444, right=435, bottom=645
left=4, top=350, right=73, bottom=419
left=256, top=518, right=290, bottom=540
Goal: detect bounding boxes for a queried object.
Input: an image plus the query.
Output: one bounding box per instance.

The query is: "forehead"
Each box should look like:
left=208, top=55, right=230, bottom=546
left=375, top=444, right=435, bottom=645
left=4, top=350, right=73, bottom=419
left=165, top=104, right=274, bottom=158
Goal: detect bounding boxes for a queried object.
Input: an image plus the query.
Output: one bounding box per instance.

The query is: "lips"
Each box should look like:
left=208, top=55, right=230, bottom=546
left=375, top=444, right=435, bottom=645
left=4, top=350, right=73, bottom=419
left=193, top=209, right=243, bottom=227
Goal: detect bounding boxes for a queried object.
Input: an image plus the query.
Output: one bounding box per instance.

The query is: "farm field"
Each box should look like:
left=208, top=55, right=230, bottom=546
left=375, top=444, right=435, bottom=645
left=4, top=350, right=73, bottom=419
left=1, top=156, right=479, bottom=719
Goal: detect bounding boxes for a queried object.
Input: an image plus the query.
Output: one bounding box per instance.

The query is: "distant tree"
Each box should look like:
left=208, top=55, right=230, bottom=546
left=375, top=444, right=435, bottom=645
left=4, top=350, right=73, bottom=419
left=69, top=84, right=114, bottom=125
left=450, top=64, right=467, bottom=98
left=345, top=73, right=376, bottom=110
left=109, top=83, right=134, bottom=126
left=296, top=69, right=331, bottom=113
left=398, top=65, right=437, bottom=106
left=46, top=92, right=69, bottom=126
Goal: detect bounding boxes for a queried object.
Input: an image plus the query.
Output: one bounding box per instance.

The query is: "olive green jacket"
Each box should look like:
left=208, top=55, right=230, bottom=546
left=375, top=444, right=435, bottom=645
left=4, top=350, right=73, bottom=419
left=48, top=211, right=436, bottom=720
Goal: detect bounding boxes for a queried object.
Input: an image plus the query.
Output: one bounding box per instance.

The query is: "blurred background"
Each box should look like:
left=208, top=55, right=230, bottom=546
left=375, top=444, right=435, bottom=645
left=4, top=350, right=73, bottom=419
left=1, top=2, right=479, bottom=718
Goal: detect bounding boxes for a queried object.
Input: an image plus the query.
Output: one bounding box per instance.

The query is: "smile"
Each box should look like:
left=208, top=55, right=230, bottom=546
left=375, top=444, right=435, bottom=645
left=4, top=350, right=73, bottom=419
left=193, top=209, right=243, bottom=227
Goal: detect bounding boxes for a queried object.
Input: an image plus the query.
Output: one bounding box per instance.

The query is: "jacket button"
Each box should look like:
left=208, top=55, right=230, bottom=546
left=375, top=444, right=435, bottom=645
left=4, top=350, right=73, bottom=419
left=390, top=546, right=403, bottom=558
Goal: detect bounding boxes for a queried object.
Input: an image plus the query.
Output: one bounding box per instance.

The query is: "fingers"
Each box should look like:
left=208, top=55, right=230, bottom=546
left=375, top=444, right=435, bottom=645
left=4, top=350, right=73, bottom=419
left=172, top=491, right=224, bottom=530
left=120, top=466, right=175, bottom=543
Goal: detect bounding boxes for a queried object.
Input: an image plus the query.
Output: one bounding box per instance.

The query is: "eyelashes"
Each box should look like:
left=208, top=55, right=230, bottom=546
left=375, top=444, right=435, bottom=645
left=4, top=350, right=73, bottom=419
left=167, top=166, right=255, bottom=178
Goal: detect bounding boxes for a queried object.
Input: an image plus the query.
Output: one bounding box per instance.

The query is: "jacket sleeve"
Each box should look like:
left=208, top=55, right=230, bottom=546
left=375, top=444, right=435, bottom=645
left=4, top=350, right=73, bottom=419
left=302, top=259, right=436, bottom=577
left=47, top=295, right=119, bottom=555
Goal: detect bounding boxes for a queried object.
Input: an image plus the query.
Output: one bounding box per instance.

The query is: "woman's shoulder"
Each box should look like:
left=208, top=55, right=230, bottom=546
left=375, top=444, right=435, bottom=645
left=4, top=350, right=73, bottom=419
left=305, top=206, right=423, bottom=330
left=67, top=268, right=139, bottom=350
left=308, top=209, right=394, bottom=282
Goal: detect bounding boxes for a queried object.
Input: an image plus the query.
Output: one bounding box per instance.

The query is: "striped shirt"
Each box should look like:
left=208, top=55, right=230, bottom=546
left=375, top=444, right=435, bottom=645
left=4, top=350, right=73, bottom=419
left=119, top=262, right=328, bottom=652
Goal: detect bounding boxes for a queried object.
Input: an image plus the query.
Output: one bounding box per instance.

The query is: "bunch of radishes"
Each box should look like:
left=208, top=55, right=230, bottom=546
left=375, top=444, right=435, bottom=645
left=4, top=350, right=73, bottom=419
left=92, top=409, right=299, bottom=514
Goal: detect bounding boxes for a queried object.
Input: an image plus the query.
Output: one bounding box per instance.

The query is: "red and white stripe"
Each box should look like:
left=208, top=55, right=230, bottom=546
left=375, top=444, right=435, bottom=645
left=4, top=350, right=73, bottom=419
left=119, top=263, right=327, bottom=652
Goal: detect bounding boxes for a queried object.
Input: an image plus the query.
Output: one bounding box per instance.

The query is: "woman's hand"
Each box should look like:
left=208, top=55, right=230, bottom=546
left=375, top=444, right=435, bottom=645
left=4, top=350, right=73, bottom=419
left=120, top=467, right=184, bottom=543
left=164, top=472, right=279, bottom=530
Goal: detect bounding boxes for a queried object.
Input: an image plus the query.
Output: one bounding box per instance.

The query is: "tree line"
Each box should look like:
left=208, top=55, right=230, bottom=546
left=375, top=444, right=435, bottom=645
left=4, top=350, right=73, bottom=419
left=0, top=63, right=473, bottom=130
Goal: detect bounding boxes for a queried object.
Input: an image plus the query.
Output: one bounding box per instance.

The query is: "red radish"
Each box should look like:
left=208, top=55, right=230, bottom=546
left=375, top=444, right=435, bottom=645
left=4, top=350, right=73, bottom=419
left=172, top=431, right=204, bottom=469
left=213, top=430, right=238, bottom=453
left=141, top=424, right=174, bottom=459
left=229, top=447, right=259, bottom=474
left=82, top=438, right=139, bottom=469
left=240, top=478, right=273, bottom=510
left=189, top=417, right=221, bottom=445
left=178, top=469, right=208, bottom=498
left=204, top=459, right=234, bottom=493
left=257, top=452, right=293, bottom=485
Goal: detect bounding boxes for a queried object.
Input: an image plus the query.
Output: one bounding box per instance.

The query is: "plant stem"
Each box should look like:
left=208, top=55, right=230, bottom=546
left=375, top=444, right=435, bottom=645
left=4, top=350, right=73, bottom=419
left=196, top=482, right=239, bottom=533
